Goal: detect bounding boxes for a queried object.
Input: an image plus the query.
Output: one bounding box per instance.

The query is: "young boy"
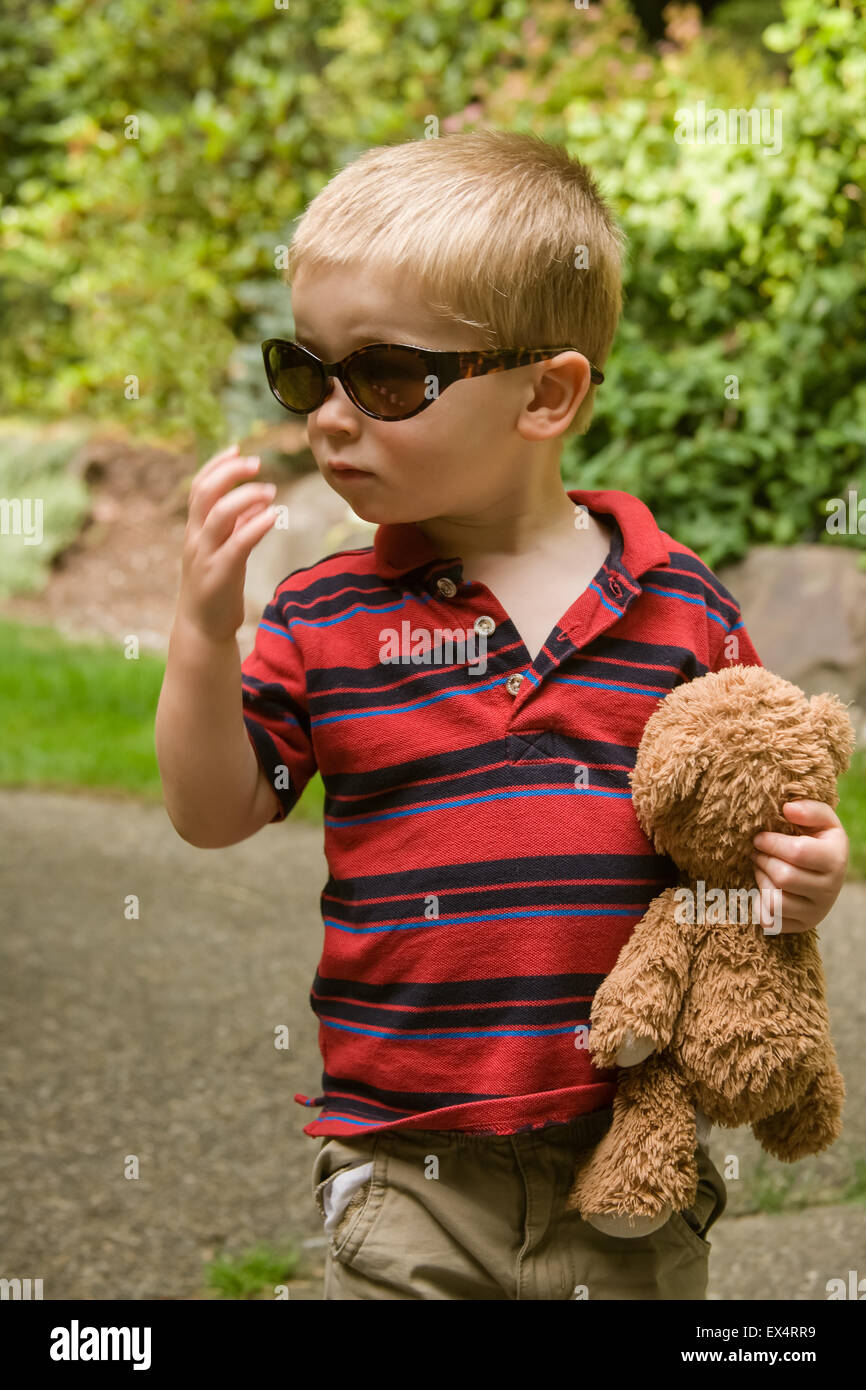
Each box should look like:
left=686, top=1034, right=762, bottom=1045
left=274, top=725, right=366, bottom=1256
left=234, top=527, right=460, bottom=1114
left=155, top=130, right=850, bottom=1300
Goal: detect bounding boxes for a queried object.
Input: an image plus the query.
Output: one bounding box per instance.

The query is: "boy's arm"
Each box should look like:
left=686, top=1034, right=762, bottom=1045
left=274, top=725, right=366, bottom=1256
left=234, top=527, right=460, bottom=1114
left=156, top=617, right=281, bottom=847
left=155, top=443, right=283, bottom=848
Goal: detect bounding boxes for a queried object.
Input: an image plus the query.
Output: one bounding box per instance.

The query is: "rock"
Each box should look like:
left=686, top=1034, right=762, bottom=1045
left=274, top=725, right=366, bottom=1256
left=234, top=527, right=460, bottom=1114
left=717, top=545, right=866, bottom=746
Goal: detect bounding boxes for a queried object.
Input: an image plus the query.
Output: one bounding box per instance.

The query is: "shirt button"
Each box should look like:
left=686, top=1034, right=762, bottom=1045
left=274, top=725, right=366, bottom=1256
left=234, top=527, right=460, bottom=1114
left=506, top=673, right=524, bottom=697
left=474, top=615, right=496, bottom=637
left=609, top=577, right=622, bottom=597
left=436, top=576, right=458, bottom=597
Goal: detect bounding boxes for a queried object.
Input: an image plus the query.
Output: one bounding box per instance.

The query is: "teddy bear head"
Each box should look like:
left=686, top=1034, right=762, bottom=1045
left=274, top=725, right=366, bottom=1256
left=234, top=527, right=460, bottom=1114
left=629, top=665, right=855, bottom=885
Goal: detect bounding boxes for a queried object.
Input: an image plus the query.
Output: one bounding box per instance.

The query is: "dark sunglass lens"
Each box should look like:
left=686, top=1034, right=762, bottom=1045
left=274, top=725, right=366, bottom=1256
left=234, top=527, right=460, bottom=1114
left=347, top=346, right=428, bottom=418
left=266, top=344, right=323, bottom=413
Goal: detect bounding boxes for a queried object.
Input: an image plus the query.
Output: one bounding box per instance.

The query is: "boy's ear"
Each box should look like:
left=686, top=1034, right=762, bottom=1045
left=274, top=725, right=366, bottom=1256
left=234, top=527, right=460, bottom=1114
left=808, top=693, right=856, bottom=777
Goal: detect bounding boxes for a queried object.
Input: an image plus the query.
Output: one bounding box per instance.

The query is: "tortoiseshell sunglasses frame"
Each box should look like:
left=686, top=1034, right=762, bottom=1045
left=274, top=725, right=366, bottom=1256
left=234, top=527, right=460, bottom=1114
left=261, top=338, right=604, bottom=422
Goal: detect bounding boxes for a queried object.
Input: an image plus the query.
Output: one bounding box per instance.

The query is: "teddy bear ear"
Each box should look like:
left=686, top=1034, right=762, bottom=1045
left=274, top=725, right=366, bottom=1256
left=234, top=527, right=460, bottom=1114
left=629, top=739, right=712, bottom=839
left=808, top=692, right=856, bottom=777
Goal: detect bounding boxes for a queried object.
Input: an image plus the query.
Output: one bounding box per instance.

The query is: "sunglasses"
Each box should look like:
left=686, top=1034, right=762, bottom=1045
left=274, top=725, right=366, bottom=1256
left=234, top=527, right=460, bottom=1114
left=261, top=338, right=605, bottom=422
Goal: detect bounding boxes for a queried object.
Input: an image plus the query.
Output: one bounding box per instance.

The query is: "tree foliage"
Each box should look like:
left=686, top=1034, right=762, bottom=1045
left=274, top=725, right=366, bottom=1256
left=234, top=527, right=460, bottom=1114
left=0, top=0, right=863, bottom=563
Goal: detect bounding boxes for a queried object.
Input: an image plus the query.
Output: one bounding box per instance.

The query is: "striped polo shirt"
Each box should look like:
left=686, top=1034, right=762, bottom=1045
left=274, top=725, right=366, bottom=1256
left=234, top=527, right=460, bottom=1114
left=240, top=487, right=762, bottom=1138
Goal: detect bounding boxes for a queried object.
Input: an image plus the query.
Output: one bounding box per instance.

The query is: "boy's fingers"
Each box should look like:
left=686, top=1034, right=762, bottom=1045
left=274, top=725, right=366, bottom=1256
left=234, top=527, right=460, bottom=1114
left=187, top=457, right=262, bottom=531
left=752, top=833, right=841, bottom=876
left=232, top=499, right=272, bottom=534
left=198, top=481, right=276, bottom=549
left=226, top=504, right=277, bottom=561
left=782, top=800, right=842, bottom=831
left=753, top=864, right=815, bottom=933
left=190, top=501, right=275, bottom=598
left=186, top=442, right=241, bottom=497
left=195, top=441, right=241, bottom=481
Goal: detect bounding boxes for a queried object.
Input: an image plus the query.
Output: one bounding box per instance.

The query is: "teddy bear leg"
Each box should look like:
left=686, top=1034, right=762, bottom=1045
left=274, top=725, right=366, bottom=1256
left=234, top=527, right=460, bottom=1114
left=566, top=1053, right=700, bottom=1237
left=752, top=1063, right=845, bottom=1161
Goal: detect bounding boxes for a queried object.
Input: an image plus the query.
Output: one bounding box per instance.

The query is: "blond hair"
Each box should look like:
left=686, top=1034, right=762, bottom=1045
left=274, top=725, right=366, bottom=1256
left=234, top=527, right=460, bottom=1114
left=285, top=128, right=627, bottom=436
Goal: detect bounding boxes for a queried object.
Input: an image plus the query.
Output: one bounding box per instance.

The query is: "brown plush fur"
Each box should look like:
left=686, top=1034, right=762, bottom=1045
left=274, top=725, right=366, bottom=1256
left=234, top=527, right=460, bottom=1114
left=566, top=665, right=854, bottom=1231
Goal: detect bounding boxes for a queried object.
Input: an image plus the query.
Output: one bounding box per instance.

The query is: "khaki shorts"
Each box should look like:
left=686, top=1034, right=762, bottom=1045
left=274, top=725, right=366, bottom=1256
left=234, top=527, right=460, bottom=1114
left=311, top=1107, right=727, bottom=1300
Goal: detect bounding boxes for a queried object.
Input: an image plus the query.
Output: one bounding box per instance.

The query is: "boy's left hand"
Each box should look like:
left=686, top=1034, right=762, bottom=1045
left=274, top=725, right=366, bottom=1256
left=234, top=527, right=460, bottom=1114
left=751, top=800, right=849, bottom=933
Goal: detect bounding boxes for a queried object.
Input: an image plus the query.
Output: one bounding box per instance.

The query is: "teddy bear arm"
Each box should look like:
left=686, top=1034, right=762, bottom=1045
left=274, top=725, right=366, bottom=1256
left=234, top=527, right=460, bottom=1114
left=588, top=887, right=694, bottom=1068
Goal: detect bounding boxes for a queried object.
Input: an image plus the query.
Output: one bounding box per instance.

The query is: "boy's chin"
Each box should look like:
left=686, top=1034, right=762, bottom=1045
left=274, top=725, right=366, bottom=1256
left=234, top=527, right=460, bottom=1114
left=337, top=494, right=382, bottom=524
left=339, top=494, right=425, bottom=527
left=323, top=474, right=437, bottom=527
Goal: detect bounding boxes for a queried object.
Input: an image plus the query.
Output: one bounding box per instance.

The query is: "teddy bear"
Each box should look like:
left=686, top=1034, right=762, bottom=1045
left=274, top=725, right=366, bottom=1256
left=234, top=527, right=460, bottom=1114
left=566, top=663, right=854, bottom=1237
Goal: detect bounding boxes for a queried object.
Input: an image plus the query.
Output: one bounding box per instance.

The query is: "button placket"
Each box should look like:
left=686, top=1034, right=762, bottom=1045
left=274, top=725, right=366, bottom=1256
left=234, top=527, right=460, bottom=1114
left=428, top=573, right=499, bottom=678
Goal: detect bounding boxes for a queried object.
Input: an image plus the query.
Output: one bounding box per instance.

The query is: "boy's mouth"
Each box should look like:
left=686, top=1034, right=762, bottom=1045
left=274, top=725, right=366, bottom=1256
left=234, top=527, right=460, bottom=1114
left=328, top=460, right=374, bottom=479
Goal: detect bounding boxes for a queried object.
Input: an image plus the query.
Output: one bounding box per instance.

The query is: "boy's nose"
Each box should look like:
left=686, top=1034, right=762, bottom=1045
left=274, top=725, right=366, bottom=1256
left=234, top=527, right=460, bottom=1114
left=311, top=381, right=369, bottom=440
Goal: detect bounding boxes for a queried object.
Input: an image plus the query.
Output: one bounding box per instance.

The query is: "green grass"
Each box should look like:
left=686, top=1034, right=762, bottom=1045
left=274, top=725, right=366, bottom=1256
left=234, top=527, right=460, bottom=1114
left=0, top=618, right=166, bottom=796
left=841, top=1157, right=866, bottom=1207
left=838, top=746, right=866, bottom=880
left=744, top=1153, right=808, bottom=1214
left=740, top=1150, right=866, bottom=1215
left=0, top=617, right=324, bottom=820
left=204, top=1242, right=302, bottom=1299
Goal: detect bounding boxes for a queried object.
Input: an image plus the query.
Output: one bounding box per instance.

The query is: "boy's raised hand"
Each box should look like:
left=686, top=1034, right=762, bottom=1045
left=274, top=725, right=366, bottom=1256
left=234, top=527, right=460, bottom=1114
left=751, top=800, right=850, bottom=933
left=176, top=442, right=277, bottom=644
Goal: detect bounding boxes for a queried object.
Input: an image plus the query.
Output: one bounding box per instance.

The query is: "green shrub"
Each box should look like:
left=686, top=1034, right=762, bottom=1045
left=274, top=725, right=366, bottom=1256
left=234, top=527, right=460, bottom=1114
left=474, top=0, right=866, bottom=566
left=0, top=0, right=522, bottom=453
left=1, top=0, right=864, bottom=564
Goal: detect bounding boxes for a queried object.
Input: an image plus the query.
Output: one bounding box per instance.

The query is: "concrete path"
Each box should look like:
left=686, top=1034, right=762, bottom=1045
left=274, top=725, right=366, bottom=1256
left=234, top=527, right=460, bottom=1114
left=1, top=789, right=863, bottom=1301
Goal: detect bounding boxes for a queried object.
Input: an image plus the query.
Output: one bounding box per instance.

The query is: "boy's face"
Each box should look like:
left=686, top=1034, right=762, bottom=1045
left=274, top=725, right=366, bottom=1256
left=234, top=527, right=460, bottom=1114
left=290, top=261, right=581, bottom=526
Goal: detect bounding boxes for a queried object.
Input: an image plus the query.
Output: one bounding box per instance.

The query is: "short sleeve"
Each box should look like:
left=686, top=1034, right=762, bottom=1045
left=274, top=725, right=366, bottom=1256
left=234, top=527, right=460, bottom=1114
left=240, top=583, right=317, bottom=822
left=708, top=588, right=763, bottom=673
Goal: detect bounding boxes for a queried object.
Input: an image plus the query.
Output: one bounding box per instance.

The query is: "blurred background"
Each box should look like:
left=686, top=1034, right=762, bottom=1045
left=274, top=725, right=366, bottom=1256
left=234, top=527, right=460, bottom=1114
left=0, top=0, right=864, bottom=1301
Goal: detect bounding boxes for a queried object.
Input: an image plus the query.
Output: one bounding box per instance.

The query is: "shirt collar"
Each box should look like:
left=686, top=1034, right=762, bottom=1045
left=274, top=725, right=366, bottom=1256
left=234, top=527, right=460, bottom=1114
left=372, top=488, right=670, bottom=587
